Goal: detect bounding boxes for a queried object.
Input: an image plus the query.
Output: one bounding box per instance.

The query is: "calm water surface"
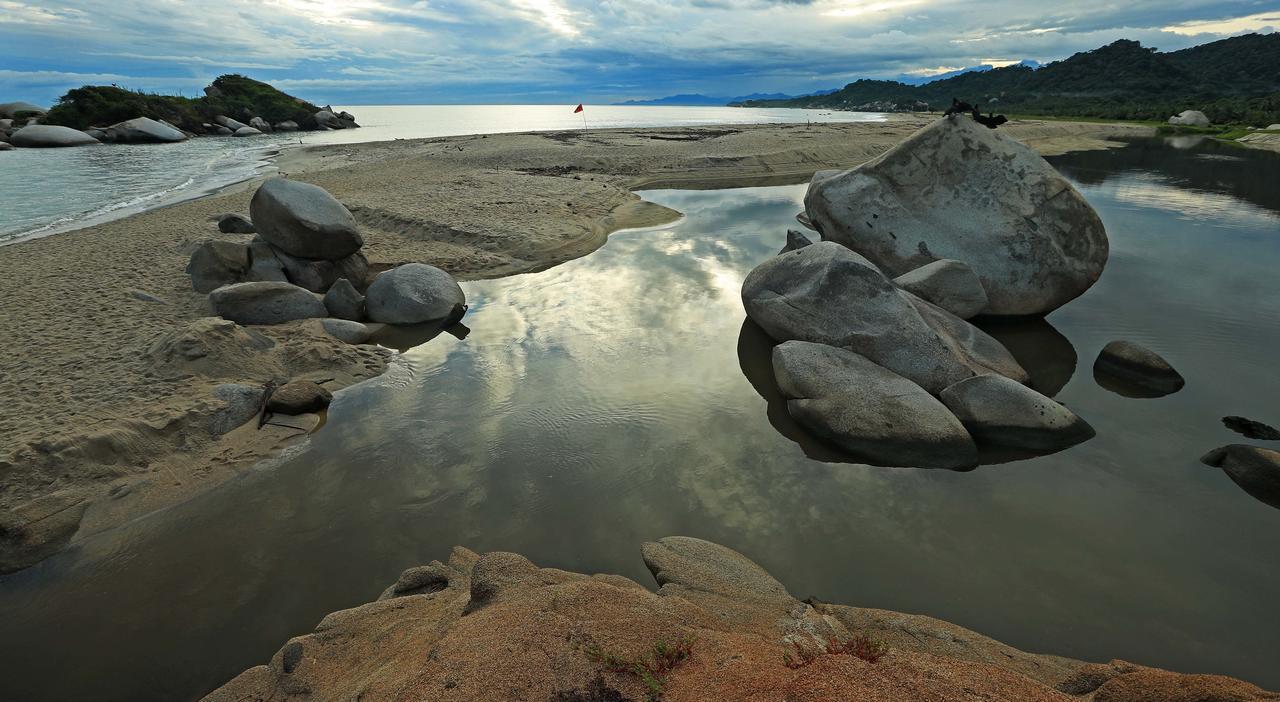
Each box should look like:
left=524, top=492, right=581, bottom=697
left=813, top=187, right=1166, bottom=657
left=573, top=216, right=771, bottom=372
left=1, top=137, right=1279, bottom=700
left=0, top=105, right=884, bottom=242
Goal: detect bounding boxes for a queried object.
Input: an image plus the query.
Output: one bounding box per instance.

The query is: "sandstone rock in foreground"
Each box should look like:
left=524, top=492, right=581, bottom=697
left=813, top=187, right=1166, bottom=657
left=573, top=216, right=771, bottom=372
left=202, top=538, right=1277, bottom=702
left=805, top=116, right=1107, bottom=316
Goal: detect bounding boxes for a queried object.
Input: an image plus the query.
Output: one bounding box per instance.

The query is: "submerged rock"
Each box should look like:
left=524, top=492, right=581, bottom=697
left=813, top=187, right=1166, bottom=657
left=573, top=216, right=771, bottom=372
left=250, top=179, right=363, bottom=260
left=741, top=241, right=1026, bottom=394
left=939, top=374, right=1094, bottom=452
left=1222, top=416, right=1280, bottom=441
left=893, top=259, right=988, bottom=320
left=105, top=117, right=187, bottom=143
left=268, top=381, right=332, bottom=415
left=1201, top=445, right=1280, bottom=509
left=186, top=240, right=250, bottom=293
left=209, top=281, right=327, bottom=326
left=366, top=263, right=467, bottom=326
left=323, top=278, right=366, bottom=321
left=1093, top=340, right=1184, bottom=397
left=218, top=213, right=256, bottom=234
left=772, top=340, right=977, bottom=469
left=804, top=116, right=1108, bottom=316
left=10, top=124, right=100, bottom=148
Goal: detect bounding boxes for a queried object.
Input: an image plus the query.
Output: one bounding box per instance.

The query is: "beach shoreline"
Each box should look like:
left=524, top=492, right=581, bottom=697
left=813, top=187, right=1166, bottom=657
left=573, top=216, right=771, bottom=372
left=0, top=116, right=1155, bottom=574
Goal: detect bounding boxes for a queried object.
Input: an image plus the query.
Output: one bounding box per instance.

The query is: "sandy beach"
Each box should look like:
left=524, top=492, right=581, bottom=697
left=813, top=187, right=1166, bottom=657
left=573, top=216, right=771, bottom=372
left=0, top=115, right=1153, bottom=571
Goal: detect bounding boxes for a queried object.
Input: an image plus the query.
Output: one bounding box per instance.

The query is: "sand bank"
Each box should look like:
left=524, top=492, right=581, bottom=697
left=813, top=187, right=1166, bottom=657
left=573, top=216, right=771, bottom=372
left=0, top=116, right=1153, bottom=572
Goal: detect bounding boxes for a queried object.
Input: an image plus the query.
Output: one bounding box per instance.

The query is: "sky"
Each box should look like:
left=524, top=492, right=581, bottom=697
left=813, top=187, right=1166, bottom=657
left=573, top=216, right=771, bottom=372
left=1, top=0, right=1277, bottom=107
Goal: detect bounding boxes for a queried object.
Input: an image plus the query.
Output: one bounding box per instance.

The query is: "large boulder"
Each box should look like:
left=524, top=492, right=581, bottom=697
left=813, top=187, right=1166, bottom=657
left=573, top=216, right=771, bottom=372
left=320, top=318, right=372, bottom=344
left=1168, top=110, right=1211, bottom=127
left=105, top=117, right=187, bottom=143
left=1093, top=340, right=1184, bottom=396
left=234, top=126, right=262, bottom=137
left=271, top=245, right=369, bottom=293
left=248, top=117, right=273, bottom=133
left=275, top=120, right=299, bottom=132
left=804, top=116, right=1108, bottom=316
left=210, top=383, right=267, bottom=435
left=939, top=374, right=1094, bottom=452
left=0, top=142, right=13, bottom=152
left=268, top=381, right=332, bottom=415
left=10, top=125, right=100, bottom=148
left=246, top=237, right=288, bottom=283
left=741, top=241, right=1026, bottom=394
left=209, top=281, right=327, bottom=325
left=893, top=259, right=988, bottom=319
left=315, top=110, right=343, bottom=129
left=186, top=240, right=251, bottom=293
left=772, top=340, right=977, bottom=469
left=218, top=213, right=255, bottom=234
left=324, top=278, right=366, bottom=321
left=366, top=263, right=467, bottom=326
left=1201, top=445, right=1280, bottom=510
left=0, top=101, right=46, bottom=118
left=215, top=115, right=249, bottom=131
left=250, top=179, right=363, bottom=260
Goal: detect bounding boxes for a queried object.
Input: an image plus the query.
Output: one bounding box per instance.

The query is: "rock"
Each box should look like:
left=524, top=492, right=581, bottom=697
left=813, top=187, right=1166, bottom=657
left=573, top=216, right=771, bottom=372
left=275, top=121, right=299, bottom=132
left=1094, top=340, right=1184, bottom=396
left=1201, top=445, right=1280, bottom=509
left=210, top=383, right=267, bottom=435
left=366, top=263, right=467, bottom=326
left=186, top=240, right=251, bottom=293
left=740, top=241, right=1026, bottom=394
left=246, top=237, right=288, bottom=283
left=250, top=179, right=363, bottom=260
left=83, top=128, right=106, bottom=141
left=893, top=259, right=989, bottom=319
left=127, top=288, right=167, bottom=303
left=320, top=318, right=372, bottom=344
left=1268, top=124, right=1280, bottom=131
left=105, top=117, right=187, bottom=143
left=10, top=124, right=100, bottom=148
left=1222, top=416, right=1280, bottom=441
left=218, top=213, right=256, bottom=234
left=268, top=381, right=332, bottom=414
left=338, top=111, right=356, bottom=122
left=779, top=228, right=813, bottom=253
left=248, top=117, right=273, bottom=133
left=234, top=126, right=262, bottom=137
left=0, top=490, right=89, bottom=575
left=0, top=118, right=11, bottom=129
left=215, top=115, right=249, bottom=131
left=0, top=142, right=13, bottom=151
left=804, top=116, right=1108, bottom=316
left=773, top=340, right=978, bottom=468
left=0, top=101, right=46, bottom=118
left=378, top=563, right=452, bottom=600
left=1168, top=110, right=1211, bottom=127
left=272, top=246, right=370, bottom=293
left=315, top=110, right=343, bottom=129
left=323, top=278, right=365, bottom=321
left=1091, top=667, right=1279, bottom=702
left=214, top=126, right=234, bottom=136
left=209, top=281, right=327, bottom=325
left=939, top=374, right=1094, bottom=452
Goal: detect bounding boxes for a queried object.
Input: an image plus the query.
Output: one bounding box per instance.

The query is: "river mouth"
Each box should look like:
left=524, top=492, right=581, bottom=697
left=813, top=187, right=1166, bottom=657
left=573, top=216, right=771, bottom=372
left=2, top=136, right=1279, bottom=701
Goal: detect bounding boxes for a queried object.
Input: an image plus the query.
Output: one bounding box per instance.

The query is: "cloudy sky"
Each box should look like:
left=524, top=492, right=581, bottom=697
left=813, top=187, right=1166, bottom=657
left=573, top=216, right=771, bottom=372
left=1, top=0, right=1276, bottom=106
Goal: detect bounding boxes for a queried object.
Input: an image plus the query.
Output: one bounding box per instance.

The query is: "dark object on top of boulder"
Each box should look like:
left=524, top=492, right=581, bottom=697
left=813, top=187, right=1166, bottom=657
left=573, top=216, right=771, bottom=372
left=1201, top=444, right=1280, bottom=510
left=267, top=380, right=332, bottom=415
left=1093, top=340, right=1184, bottom=397
left=218, top=213, right=256, bottom=234
left=1222, top=416, right=1280, bottom=441
left=779, top=229, right=813, bottom=253
left=249, top=179, right=363, bottom=260
left=366, top=263, right=467, bottom=326
left=974, top=112, right=1008, bottom=129
left=943, top=98, right=974, bottom=116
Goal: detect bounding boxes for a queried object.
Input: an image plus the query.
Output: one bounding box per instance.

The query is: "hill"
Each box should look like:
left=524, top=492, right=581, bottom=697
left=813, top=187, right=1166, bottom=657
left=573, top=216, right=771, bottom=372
left=737, top=34, right=1280, bottom=124
left=616, top=90, right=836, bottom=106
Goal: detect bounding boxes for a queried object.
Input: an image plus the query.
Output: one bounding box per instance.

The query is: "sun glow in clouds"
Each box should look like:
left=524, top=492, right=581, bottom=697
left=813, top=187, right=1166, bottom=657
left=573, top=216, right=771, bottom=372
left=511, top=0, right=580, bottom=37
left=821, top=0, right=921, bottom=18
left=1162, top=11, right=1280, bottom=36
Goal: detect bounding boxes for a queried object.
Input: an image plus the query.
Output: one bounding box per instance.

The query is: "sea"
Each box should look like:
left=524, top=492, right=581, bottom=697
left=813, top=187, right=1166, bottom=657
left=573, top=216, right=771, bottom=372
left=0, top=105, right=884, bottom=244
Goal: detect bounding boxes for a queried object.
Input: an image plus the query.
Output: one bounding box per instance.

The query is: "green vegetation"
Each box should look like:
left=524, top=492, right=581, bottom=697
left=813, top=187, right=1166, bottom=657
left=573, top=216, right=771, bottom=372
left=43, top=74, right=321, bottom=132
left=783, top=634, right=889, bottom=669
left=581, top=636, right=694, bottom=701
left=738, top=34, right=1280, bottom=126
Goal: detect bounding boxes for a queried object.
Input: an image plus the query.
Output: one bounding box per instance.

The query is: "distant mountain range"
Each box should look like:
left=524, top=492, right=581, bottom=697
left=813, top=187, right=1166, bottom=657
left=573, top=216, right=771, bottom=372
left=615, top=89, right=837, bottom=107
left=734, top=34, right=1280, bottom=125
left=893, top=60, right=1042, bottom=86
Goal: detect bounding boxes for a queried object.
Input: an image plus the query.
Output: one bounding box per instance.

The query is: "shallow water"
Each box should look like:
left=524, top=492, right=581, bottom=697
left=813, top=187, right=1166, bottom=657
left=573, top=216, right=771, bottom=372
left=2, top=137, right=1279, bottom=700
left=0, top=105, right=884, bottom=243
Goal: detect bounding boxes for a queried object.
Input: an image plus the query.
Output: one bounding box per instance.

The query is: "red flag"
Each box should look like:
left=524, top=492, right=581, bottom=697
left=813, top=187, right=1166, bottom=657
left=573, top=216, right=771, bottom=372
left=574, top=104, right=584, bottom=113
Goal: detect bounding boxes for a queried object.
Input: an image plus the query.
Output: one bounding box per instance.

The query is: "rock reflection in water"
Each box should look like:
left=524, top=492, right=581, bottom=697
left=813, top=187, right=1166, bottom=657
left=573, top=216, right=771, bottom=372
left=974, top=317, right=1077, bottom=398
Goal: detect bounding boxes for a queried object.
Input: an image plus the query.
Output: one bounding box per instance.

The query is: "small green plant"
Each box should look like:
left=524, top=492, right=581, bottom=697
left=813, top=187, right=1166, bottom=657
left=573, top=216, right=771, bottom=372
left=783, top=634, right=888, bottom=669
left=581, top=636, right=694, bottom=702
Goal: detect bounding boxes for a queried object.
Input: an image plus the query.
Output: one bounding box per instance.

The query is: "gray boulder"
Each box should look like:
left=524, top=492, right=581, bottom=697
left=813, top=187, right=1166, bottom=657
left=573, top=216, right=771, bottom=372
left=248, top=117, right=273, bottom=133
left=0, top=142, right=13, bottom=152
left=779, top=228, right=813, bottom=254
left=893, top=259, right=989, bottom=320
left=105, top=117, right=187, bottom=143
left=1201, top=445, right=1280, bottom=509
left=210, top=383, right=266, bottom=435
left=1268, top=124, right=1280, bottom=131
left=939, top=374, right=1094, bottom=452
left=321, top=318, right=372, bottom=344
left=234, top=126, right=262, bottom=137
left=1168, top=110, right=1211, bottom=127
left=209, top=282, right=327, bottom=325
left=0, top=118, right=11, bottom=129
left=246, top=237, right=288, bottom=283
left=218, top=213, right=256, bottom=234
left=10, top=125, right=100, bottom=148
left=214, top=126, right=234, bottom=136
left=275, top=120, right=299, bottom=132
left=324, top=278, right=365, bottom=321
left=250, top=179, right=363, bottom=260
left=83, top=128, right=106, bottom=141
left=772, top=340, right=977, bottom=469
left=186, top=240, right=251, bottom=293
left=272, top=246, right=369, bottom=293
left=1094, top=340, right=1184, bottom=396
left=0, top=101, right=45, bottom=118
left=268, top=380, right=332, bottom=414
left=804, top=116, right=1108, bottom=316
left=215, top=115, right=249, bottom=131
left=741, top=241, right=1026, bottom=394
left=315, top=110, right=343, bottom=129
left=366, top=263, right=467, bottom=326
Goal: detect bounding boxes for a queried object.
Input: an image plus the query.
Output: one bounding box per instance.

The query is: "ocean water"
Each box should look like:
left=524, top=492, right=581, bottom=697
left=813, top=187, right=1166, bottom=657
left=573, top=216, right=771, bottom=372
left=1, top=136, right=1278, bottom=701
left=0, top=105, right=884, bottom=243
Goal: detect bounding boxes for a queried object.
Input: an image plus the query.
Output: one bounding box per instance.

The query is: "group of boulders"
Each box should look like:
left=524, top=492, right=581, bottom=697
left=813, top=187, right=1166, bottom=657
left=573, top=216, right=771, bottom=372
left=743, top=114, right=1182, bottom=469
